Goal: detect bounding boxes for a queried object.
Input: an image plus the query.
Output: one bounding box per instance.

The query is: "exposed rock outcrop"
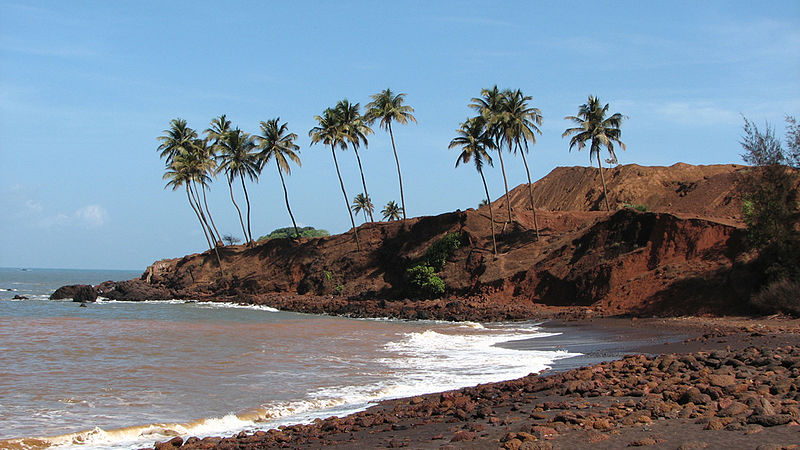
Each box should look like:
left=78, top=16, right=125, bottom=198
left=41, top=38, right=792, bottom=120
left=72, top=285, right=97, bottom=303
left=50, top=284, right=91, bottom=300
left=53, top=164, right=776, bottom=318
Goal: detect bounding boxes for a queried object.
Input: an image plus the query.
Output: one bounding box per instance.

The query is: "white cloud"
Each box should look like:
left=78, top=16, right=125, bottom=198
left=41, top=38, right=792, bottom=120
left=74, top=204, right=108, bottom=227
left=37, top=204, right=108, bottom=228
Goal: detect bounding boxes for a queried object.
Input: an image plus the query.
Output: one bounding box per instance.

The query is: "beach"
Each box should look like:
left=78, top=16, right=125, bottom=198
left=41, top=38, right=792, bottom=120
left=159, top=316, right=800, bottom=449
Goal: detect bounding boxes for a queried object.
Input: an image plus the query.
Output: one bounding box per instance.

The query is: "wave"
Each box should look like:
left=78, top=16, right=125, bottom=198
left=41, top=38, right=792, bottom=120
left=93, top=299, right=279, bottom=312
left=1, top=322, right=577, bottom=450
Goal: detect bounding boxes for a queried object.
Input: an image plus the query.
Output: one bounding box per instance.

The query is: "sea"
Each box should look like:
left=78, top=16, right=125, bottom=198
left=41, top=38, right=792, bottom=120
left=0, top=267, right=582, bottom=450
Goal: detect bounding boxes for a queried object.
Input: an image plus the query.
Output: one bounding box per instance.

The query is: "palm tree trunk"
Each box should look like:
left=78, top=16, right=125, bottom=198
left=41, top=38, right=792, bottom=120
left=332, top=144, right=360, bottom=251
left=201, top=184, right=222, bottom=245
left=388, top=122, right=406, bottom=220
left=596, top=150, right=611, bottom=211
left=189, top=184, right=224, bottom=275
left=496, top=147, right=513, bottom=226
left=351, top=147, right=374, bottom=222
left=517, top=142, right=540, bottom=240
left=186, top=185, right=214, bottom=251
left=190, top=181, right=217, bottom=248
left=479, top=168, right=497, bottom=255
left=239, top=172, right=253, bottom=245
left=228, top=177, right=248, bottom=244
left=276, top=161, right=300, bottom=239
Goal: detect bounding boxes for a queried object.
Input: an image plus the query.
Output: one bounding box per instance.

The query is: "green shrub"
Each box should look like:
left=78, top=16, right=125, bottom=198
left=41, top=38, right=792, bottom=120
left=257, top=226, right=330, bottom=242
left=750, top=278, right=800, bottom=316
left=623, top=203, right=648, bottom=212
left=406, top=264, right=446, bottom=297
left=423, top=232, right=463, bottom=272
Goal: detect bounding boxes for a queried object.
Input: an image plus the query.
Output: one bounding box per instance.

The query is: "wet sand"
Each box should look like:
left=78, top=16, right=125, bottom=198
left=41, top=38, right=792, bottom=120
left=154, top=316, right=800, bottom=449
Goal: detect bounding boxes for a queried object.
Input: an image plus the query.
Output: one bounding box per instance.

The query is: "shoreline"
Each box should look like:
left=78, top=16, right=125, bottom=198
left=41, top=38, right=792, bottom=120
left=153, top=315, right=800, bottom=449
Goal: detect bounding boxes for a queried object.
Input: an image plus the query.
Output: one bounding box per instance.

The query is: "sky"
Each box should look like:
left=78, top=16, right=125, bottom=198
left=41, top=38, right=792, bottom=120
left=1, top=1, right=799, bottom=270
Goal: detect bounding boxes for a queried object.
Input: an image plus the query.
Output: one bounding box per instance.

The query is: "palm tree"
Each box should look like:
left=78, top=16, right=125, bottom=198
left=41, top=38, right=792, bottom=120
left=563, top=96, right=626, bottom=211
left=192, top=138, right=223, bottom=246
left=449, top=116, right=498, bottom=255
left=335, top=99, right=375, bottom=222
left=157, top=118, right=197, bottom=165
left=256, top=118, right=302, bottom=239
left=352, top=193, right=374, bottom=224
left=381, top=201, right=403, bottom=221
left=309, top=107, right=361, bottom=251
left=216, top=128, right=260, bottom=244
left=470, top=86, right=513, bottom=226
left=205, top=116, right=249, bottom=245
left=365, top=88, right=416, bottom=220
left=163, top=152, right=224, bottom=273
left=502, top=89, right=543, bottom=239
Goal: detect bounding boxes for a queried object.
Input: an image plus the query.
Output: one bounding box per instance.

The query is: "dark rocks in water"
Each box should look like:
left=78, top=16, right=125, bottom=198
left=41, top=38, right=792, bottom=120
left=95, top=279, right=172, bottom=301
left=73, top=285, right=97, bottom=303
left=50, top=284, right=87, bottom=300
left=13, top=295, right=28, bottom=300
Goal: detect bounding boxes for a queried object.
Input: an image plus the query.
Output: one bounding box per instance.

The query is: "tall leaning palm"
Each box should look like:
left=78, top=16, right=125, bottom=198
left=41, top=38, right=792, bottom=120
left=502, top=89, right=543, bottom=239
left=256, top=118, right=302, bottom=239
left=366, top=88, right=416, bottom=220
left=336, top=99, right=375, bottom=222
left=562, top=96, right=626, bottom=211
left=217, top=129, right=260, bottom=244
left=309, top=107, right=361, bottom=251
left=470, top=86, right=513, bottom=226
left=157, top=118, right=197, bottom=165
left=206, top=115, right=247, bottom=244
left=449, top=116, right=498, bottom=255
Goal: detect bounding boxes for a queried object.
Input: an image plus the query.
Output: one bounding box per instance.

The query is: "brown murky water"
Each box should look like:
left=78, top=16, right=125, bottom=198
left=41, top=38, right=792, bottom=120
left=0, top=269, right=575, bottom=449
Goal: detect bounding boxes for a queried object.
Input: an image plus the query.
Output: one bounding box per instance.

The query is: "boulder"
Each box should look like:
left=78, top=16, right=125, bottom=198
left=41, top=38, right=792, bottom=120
left=95, top=279, right=172, bottom=301
left=72, top=285, right=97, bottom=303
left=50, top=284, right=88, bottom=300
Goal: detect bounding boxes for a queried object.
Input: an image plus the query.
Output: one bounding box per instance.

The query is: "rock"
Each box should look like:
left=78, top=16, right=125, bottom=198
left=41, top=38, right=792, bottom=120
left=73, top=285, right=97, bottom=303
left=678, top=442, right=709, bottom=449
left=50, top=284, right=87, bottom=300
left=707, top=374, right=736, bottom=387
left=678, top=387, right=712, bottom=405
left=717, top=401, right=749, bottom=417
left=95, top=280, right=172, bottom=301
left=450, top=430, right=475, bottom=442
left=154, top=437, right=183, bottom=449
left=12, top=295, right=28, bottom=299
left=747, top=414, right=794, bottom=427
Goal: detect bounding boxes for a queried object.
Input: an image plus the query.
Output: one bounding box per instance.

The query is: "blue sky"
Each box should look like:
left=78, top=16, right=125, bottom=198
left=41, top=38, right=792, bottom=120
left=1, top=1, right=798, bottom=270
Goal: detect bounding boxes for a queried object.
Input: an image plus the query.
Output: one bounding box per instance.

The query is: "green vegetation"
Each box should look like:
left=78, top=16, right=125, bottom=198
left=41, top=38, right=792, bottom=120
left=738, top=115, right=800, bottom=315
left=406, top=264, right=446, bottom=297
left=563, top=96, right=626, bottom=211
left=257, top=226, right=330, bottom=242
left=423, top=232, right=464, bottom=271
left=623, top=203, right=648, bottom=212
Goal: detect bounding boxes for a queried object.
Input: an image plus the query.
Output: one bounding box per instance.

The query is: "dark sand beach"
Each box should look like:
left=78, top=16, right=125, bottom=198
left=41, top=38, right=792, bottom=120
left=153, top=316, right=800, bottom=449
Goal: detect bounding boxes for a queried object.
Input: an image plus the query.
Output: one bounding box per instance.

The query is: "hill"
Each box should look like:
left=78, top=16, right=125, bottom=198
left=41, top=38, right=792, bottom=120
left=92, top=163, right=764, bottom=319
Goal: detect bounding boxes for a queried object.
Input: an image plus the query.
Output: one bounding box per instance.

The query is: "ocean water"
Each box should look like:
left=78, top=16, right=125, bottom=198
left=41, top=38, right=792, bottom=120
left=0, top=268, right=579, bottom=450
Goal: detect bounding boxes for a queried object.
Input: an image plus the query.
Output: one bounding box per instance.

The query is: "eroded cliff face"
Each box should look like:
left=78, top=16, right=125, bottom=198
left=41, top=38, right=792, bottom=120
left=114, top=163, right=760, bottom=317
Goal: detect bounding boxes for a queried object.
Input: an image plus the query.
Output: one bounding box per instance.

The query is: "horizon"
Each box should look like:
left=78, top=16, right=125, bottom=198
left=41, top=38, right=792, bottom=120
left=2, top=1, right=798, bottom=270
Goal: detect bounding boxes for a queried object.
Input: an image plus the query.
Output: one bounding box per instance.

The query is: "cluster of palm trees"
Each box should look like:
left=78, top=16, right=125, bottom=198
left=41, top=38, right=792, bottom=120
left=158, top=114, right=302, bottom=258
left=158, top=88, right=416, bottom=254
left=158, top=85, right=624, bottom=259
left=309, top=89, right=416, bottom=250
left=450, top=89, right=625, bottom=254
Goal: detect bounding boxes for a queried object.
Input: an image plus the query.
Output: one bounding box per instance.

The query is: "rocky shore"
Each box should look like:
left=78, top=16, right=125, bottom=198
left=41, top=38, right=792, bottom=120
left=148, top=318, right=799, bottom=449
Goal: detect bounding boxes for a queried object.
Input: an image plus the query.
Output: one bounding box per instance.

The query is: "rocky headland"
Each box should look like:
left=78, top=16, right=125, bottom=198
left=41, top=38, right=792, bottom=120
left=51, top=163, right=800, bottom=449
left=63, top=163, right=766, bottom=321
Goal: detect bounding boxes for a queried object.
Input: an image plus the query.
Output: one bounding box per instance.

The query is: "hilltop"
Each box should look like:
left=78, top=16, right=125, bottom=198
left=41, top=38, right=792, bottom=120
left=87, top=163, right=767, bottom=320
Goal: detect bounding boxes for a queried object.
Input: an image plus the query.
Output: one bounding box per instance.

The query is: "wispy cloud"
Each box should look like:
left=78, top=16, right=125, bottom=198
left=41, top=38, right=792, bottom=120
left=40, top=204, right=108, bottom=228
left=654, top=102, right=740, bottom=126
